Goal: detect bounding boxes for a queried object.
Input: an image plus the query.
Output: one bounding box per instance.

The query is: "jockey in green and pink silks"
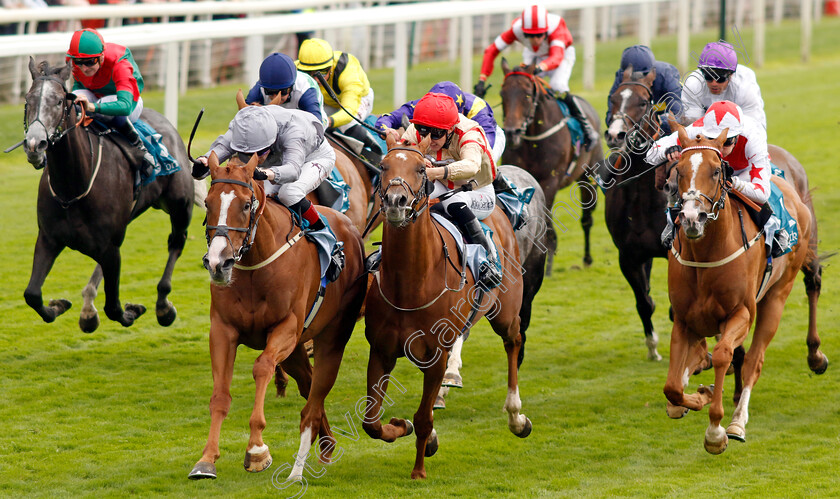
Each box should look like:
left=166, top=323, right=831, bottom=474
left=66, top=28, right=154, bottom=176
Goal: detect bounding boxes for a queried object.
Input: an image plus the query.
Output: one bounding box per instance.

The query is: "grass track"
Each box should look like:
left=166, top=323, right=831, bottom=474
left=1, top=19, right=839, bottom=498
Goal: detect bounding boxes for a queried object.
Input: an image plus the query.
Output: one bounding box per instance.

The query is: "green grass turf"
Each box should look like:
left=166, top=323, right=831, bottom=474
left=0, top=18, right=838, bottom=497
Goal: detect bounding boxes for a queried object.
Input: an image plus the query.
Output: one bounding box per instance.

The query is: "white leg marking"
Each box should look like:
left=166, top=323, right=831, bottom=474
left=731, top=387, right=751, bottom=427
left=80, top=281, right=98, bottom=320
left=646, top=331, right=662, bottom=361
left=289, top=427, right=313, bottom=481
left=446, top=335, right=465, bottom=375
left=705, top=423, right=726, bottom=445
left=682, top=367, right=690, bottom=388
left=248, top=443, right=269, bottom=455
left=504, top=387, right=527, bottom=434
left=206, top=190, right=236, bottom=269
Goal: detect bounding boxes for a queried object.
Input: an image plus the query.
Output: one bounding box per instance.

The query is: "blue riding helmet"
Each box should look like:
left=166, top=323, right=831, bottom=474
left=258, top=53, right=297, bottom=91
left=620, top=45, right=655, bottom=74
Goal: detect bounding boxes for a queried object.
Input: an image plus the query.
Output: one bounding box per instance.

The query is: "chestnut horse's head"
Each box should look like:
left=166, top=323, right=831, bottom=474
left=499, top=58, right=540, bottom=149
left=203, top=152, right=264, bottom=284
left=378, top=134, right=433, bottom=227
left=23, top=58, right=77, bottom=167
left=605, top=65, right=657, bottom=150
left=671, top=124, right=729, bottom=239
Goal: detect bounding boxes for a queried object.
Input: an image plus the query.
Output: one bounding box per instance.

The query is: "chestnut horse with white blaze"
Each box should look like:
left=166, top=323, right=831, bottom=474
left=663, top=125, right=828, bottom=454
left=188, top=153, right=366, bottom=480
left=361, top=135, right=530, bottom=480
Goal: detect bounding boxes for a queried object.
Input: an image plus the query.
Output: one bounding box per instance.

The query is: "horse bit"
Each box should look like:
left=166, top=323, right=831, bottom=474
left=377, top=146, right=432, bottom=226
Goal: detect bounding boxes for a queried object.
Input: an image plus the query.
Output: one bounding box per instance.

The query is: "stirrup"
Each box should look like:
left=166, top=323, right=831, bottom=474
left=661, top=224, right=674, bottom=250
left=326, top=241, right=345, bottom=282
left=478, top=258, right=503, bottom=290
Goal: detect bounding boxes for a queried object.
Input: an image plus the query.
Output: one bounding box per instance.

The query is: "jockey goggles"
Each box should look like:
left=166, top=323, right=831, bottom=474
left=72, top=57, right=99, bottom=67
left=701, top=68, right=732, bottom=83
left=264, top=87, right=292, bottom=97
left=415, top=124, right=448, bottom=140
left=723, top=136, right=738, bottom=147
left=235, top=147, right=271, bottom=164
left=524, top=32, right=547, bottom=39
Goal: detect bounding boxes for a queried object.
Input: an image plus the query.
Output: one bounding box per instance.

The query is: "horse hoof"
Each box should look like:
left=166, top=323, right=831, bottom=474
left=49, top=298, right=72, bottom=316
left=726, top=420, right=746, bottom=442
left=514, top=417, right=532, bottom=438
left=124, top=303, right=147, bottom=322
left=666, top=403, right=689, bottom=419
left=424, top=429, right=438, bottom=457
left=403, top=419, right=414, bottom=437
left=79, top=314, right=100, bottom=334
left=243, top=447, right=272, bottom=473
left=441, top=372, right=463, bottom=388
left=810, top=354, right=829, bottom=375
left=433, top=394, right=446, bottom=410
left=156, top=302, right=177, bottom=327
left=704, top=434, right=729, bottom=455
left=188, top=461, right=217, bottom=480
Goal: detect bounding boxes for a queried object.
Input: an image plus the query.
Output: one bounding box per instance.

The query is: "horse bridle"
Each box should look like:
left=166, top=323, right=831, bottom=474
left=673, top=145, right=729, bottom=223
left=503, top=71, right=541, bottom=136
left=609, top=80, right=657, bottom=151
left=25, top=75, right=83, bottom=147
left=205, top=178, right=266, bottom=262
left=377, top=146, right=432, bottom=226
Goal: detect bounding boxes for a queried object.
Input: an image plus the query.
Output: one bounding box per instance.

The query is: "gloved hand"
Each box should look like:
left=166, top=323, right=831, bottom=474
left=533, top=64, right=543, bottom=75
left=664, top=145, right=681, bottom=162
left=729, top=176, right=744, bottom=191
left=192, top=157, right=209, bottom=180
left=253, top=167, right=273, bottom=181
left=473, top=80, right=487, bottom=98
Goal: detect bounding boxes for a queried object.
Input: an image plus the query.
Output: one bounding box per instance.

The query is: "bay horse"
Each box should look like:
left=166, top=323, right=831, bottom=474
left=361, top=135, right=530, bottom=480
left=663, top=125, right=828, bottom=454
left=499, top=58, right=605, bottom=270
left=189, top=152, right=366, bottom=480
left=235, top=89, right=368, bottom=233
left=603, top=66, right=668, bottom=361
left=21, top=59, right=194, bottom=332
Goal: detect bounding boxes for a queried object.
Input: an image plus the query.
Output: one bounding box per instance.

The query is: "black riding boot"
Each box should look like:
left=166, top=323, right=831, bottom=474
left=562, top=92, right=600, bottom=152
left=114, top=119, right=155, bottom=178
left=492, top=174, right=514, bottom=194
left=448, top=202, right=503, bottom=290
left=344, top=124, right=383, bottom=165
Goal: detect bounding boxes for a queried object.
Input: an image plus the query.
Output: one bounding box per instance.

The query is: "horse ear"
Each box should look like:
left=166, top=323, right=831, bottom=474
left=245, top=153, right=259, bottom=174
left=675, top=122, right=690, bottom=147
left=385, top=132, right=397, bottom=150
left=643, top=67, right=657, bottom=85
left=58, top=60, right=72, bottom=82
left=28, top=56, right=38, bottom=79
left=268, top=91, right=283, bottom=106
left=208, top=151, right=221, bottom=176
left=667, top=113, right=680, bottom=134
left=501, top=57, right=511, bottom=75
left=416, top=134, right=432, bottom=155
left=622, top=64, right=633, bottom=82
left=235, top=89, right=247, bottom=110
left=714, top=128, right=729, bottom=147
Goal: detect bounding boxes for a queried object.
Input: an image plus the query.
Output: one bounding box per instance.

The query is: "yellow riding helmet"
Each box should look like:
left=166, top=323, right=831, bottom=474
left=296, top=38, right=335, bottom=72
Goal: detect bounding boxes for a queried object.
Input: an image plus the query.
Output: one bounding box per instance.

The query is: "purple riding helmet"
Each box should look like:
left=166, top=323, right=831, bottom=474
left=698, top=41, right=737, bottom=71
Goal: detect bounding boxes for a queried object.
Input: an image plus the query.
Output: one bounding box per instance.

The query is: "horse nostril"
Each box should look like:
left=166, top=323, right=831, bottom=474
left=397, top=194, right=408, bottom=207
left=616, top=132, right=626, bottom=141
left=697, top=212, right=708, bottom=225
left=221, top=258, right=234, bottom=271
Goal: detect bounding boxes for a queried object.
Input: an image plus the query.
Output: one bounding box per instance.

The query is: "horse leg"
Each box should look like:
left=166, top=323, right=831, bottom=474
left=411, top=360, right=447, bottom=480
left=24, top=232, right=71, bottom=323
left=803, top=259, right=828, bottom=374
left=79, top=265, right=103, bottom=333
left=362, top=347, right=413, bottom=442
left=663, top=321, right=712, bottom=418
left=618, top=254, right=661, bottom=361
left=245, top=317, right=298, bottom=475
left=704, top=307, right=751, bottom=454
left=731, top=345, right=745, bottom=404
left=100, top=246, right=146, bottom=326
left=278, top=344, right=313, bottom=399
left=155, top=206, right=190, bottom=327
left=579, top=181, right=596, bottom=267
left=189, top=323, right=238, bottom=479
left=442, top=333, right=465, bottom=388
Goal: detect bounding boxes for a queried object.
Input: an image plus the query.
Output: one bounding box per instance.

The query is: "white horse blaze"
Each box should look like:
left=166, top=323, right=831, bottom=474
left=607, top=89, right=633, bottom=137
left=395, top=152, right=408, bottom=161
left=688, top=153, right=702, bottom=192
left=206, top=190, right=236, bottom=268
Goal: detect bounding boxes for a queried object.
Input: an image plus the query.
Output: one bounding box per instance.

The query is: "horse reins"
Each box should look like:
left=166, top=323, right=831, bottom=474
left=205, top=177, right=268, bottom=263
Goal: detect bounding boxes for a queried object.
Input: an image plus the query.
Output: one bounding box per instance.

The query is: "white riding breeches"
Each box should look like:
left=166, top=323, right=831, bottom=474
left=74, top=89, right=144, bottom=122
left=492, top=124, right=506, bottom=163
left=430, top=180, right=496, bottom=221
left=522, top=45, right=576, bottom=94
left=264, top=140, right=335, bottom=206
left=327, top=88, right=375, bottom=133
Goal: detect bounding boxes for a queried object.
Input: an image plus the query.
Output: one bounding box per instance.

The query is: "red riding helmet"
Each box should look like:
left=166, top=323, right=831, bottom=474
left=411, top=93, right=459, bottom=130
left=521, top=5, right=549, bottom=35
left=67, top=28, right=105, bottom=59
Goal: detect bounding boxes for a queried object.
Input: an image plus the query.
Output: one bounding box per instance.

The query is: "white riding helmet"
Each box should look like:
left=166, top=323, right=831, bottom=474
left=693, top=100, right=744, bottom=139
left=230, top=106, right=278, bottom=153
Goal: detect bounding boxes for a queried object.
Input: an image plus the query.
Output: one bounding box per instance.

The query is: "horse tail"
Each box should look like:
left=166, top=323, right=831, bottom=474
left=274, top=365, right=288, bottom=398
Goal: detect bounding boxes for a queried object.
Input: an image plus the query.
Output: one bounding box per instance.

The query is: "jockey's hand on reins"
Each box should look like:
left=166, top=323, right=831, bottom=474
left=252, top=168, right=269, bottom=181
left=192, top=159, right=210, bottom=180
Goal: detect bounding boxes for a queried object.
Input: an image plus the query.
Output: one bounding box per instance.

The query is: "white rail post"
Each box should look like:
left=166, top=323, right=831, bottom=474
left=394, top=21, right=408, bottom=108
left=448, top=17, right=458, bottom=63
left=678, top=0, right=689, bottom=74
left=753, top=0, right=765, bottom=67
left=801, top=0, right=812, bottom=63
left=165, top=41, right=179, bottom=125
left=639, top=2, right=651, bottom=47
left=459, top=15, right=473, bottom=93
left=582, top=7, right=596, bottom=91
left=773, top=0, right=784, bottom=25
left=245, top=27, right=264, bottom=86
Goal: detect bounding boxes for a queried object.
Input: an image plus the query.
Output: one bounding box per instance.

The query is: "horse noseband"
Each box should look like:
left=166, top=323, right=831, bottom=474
left=205, top=178, right=261, bottom=262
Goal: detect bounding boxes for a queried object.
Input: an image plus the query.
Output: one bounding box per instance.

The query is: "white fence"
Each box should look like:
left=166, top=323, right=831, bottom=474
left=0, top=0, right=825, bottom=122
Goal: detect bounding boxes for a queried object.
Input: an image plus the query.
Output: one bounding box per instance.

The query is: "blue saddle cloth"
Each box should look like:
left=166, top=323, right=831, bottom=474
left=364, top=115, right=387, bottom=154
left=555, top=98, right=584, bottom=151
left=767, top=166, right=798, bottom=257
left=133, top=119, right=181, bottom=185
left=431, top=213, right=501, bottom=288
left=495, top=175, right=535, bottom=231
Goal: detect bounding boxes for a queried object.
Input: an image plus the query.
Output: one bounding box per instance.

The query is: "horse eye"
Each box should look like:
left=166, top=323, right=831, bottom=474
left=713, top=168, right=721, bottom=176
left=243, top=202, right=251, bottom=211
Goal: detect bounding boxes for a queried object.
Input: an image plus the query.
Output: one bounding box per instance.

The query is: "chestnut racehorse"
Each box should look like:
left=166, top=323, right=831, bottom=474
left=663, top=125, right=828, bottom=454
left=235, top=89, right=367, bottom=233
left=499, top=58, right=604, bottom=270
left=188, top=153, right=366, bottom=480
left=362, top=135, right=530, bottom=479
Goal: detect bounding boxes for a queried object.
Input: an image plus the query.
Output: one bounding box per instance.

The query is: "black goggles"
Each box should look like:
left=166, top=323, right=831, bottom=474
left=701, top=68, right=732, bottom=83
left=235, top=147, right=271, bottom=163
left=415, top=125, right=448, bottom=140
left=73, top=57, right=99, bottom=67
left=524, top=32, right=546, bottom=39
left=264, top=87, right=292, bottom=97
left=723, top=136, right=739, bottom=147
